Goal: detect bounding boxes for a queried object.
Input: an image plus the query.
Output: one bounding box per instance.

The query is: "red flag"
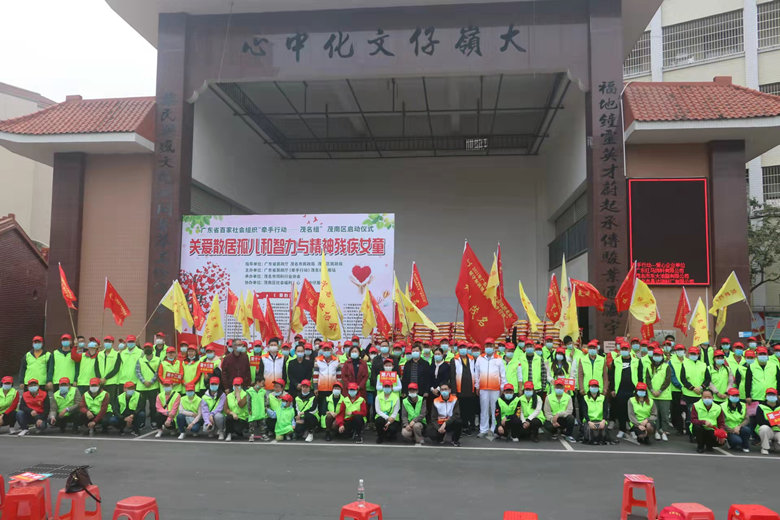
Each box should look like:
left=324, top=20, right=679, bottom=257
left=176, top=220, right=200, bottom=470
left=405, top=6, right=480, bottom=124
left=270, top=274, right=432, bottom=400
left=227, top=288, right=239, bottom=315
left=409, top=262, right=429, bottom=309
left=370, top=291, right=392, bottom=339
left=252, top=292, right=269, bottom=340
left=546, top=274, right=562, bottom=322
left=642, top=314, right=661, bottom=340
left=673, top=287, right=691, bottom=336
left=103, top=278, right=130, bottom=327
left=59, top=263, right=77, bottom=310
left=298, top=278, right=320, bottom=317
left=615, top=262, right=636, bottom=312
left=191, top=290, right=206, bottom=330
left=393, top=303, right=403, bottom=336
left=571, top=279, right=607, bottom=311
left=455, top=242, right=508, bottom=343
left=265, top=296, right=283, bottom=340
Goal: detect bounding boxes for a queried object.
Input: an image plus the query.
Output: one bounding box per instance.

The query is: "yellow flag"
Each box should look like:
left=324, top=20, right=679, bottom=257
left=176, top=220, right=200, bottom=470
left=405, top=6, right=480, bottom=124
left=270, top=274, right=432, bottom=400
left=236, top=290, right=252, bottom=340
left=629, top=278, right=658, bottom=324
left=557, top=255, right=570, bottom=331
left=201, top=293, right=225, bottom=346
left=393, top=276, right=410, bottom=335
left=518, top=280, right=541, bottom=333
left=690, top=297, right=709, bottom=346
left=160, top=280, right=193, bottom=332
left=715, top=306, right=727, bottom=335
left=361, top=289, right=377, bottom=337
left=290, top=283, right=307, bottom=334
left=709, top=271, right=747, bottom=316
left=394, top=274, right=438, bottom=332
left=316, top=253, right=341, bottom=340
left=485, top=253, right=499, bottom=306
left=561, top=289, right=579, bottom=341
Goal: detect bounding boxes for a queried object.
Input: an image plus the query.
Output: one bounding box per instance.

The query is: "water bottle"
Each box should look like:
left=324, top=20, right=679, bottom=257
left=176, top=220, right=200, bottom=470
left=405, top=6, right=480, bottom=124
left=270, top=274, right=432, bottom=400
left=84, top=447, right=97, bottom=454
left=357, top=478, right=365, bottom=507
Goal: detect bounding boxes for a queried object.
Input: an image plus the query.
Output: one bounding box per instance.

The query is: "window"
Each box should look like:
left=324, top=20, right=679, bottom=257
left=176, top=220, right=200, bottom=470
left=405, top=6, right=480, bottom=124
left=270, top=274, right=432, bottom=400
left=760, top=82, right=780, bottom=96
left=759, top=1, right=780, bottom=50
left=624, top=31, right=651, bottom=78
left=550, top=193, right=588, bottom=268
left=763, top=165, right=780, bottom=200
left=662, top=9, right=743, bottom=70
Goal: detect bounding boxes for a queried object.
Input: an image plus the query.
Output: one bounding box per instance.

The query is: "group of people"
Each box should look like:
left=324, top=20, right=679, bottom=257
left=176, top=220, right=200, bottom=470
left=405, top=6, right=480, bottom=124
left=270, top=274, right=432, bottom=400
left=2, top=331, right=779, bottom=454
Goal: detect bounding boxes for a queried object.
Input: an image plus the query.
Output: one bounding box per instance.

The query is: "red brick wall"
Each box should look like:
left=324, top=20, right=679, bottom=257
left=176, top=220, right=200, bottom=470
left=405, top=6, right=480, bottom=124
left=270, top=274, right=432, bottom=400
left=0, top=229, right=46, bottom=380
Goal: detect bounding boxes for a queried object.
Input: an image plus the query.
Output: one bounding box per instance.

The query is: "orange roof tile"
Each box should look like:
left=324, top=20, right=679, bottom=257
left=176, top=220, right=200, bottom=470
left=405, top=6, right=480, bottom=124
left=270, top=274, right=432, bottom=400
left=624, top=77, right=780, bottom=126
left=0, top=96, right=155, bottom=141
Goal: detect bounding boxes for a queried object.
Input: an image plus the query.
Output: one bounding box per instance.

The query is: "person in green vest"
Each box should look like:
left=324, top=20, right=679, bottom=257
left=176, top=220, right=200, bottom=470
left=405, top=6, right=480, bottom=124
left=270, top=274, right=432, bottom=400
left=374, top=381, right=401, bottom=443
left=274, top=393, right=296, bottom=441
left=293, top=379, right=318, bottom=442
left=98, top=335, right=123, bottom=402
left=136, top=342, right=161, bottom=429
left=337, top=382, right=366, bottom=443
left=583, top=379, right=610, bottom=445
left=420, top=341, right=433, bottom=366
left=440, top=339, right=455, bottom=362
left=182, top=345, right=204, bottom=395
left=48, top=334, right=80, bottom=392
left=745, top=347, right=780, bottom=404
left=734, top=349, right=756, bottom=400
left=400, top=382, right=426, bottom=445
left=201, top=376, right=226, bottom=440
left=176, top=382, right=203, bottom=440
left=155, top=378, right=181, bottom=438
left=76, top=338, right=101, bottom=395
left=224, top=376, right=249, bottom=442
left=79, top=378, right=117, bottom=436
left=543, top=378, right=575, bottom=442
left=690, top=389, right=725, bottom=453
left=114, top=381, right=144, bottom=436
left=152, top=331, right=169, bottom=359
left=158, top=346, right=184, bottom=394
left=770, top=343, right=780, bottom=368
left=645, top=347, right=671, bottom=442
left=609, top=343, right=642, bottom=439
left=503, top=344, right=521, bottom=398
left=708, top=350, right=732, bottom=405
left=0, top=375, right=20, bottom=433
left=265, top=378, right=288, bottom=435
left=118, top=334, right=143, bottom=390
left=578, top=342, right=608, bottom=427
left=519, top=343, right=543, bottom=394
left=718, top=337, right=732, bottom=359
left=517, top=381, right=545, bottom=442
left=48, top=377, right=82, bottom=433
left=247, top=377, right=269, bottom=442
left=680, top=345, right=710, bottom=440
left=756, top=387, right=780, bottom=455
left=323, top=381, right=345, bottom=441
left=495, top=382, right=522, bottom=441
left=723, top=387, right=751, bottom=453
left=627, top=382, right=657, bottom=444
left=728, top=341, right=747, bottom=370
left=17, top=335, right=51, bottom=392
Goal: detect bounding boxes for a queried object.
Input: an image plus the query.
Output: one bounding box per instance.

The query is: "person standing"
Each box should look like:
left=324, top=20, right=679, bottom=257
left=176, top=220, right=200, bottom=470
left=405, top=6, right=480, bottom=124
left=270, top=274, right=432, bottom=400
left=48, top=377, right=82, bottom=433
left=182, top=345, right=203, bottom=395
left=543, top=378, right=576, bottom=442
left=98, top=336, right=123, bottom=401
left=201, top=376, right=226, bottom=440
left=76, top=339, right=101, bottom=395
left=0, top=376, right=19, bottom=433
left=723, top=387, right=751, bottom=453
left=427, top=383, right=462, bottom=446
left=400, top=383, right=427, bottom=445
left=427, top=347, right=451, bottom=420
left=287, top=343, right=314, bottom=399
left=221, top=343, right=251, bottom=395
left=401, top=344, right=431, bottom=396
left=313, top=342, right=342, bottom=425
left=745, top=347, right=780, bottom=405
left=451, top=342, right=477, bottom=435
left=115, top=381, right=144, bottom=436
left=16, top=378, right=48, bottom=436
left=708, top=349, right=732, bottom=405
left=261, top=339, right=286, bottom=391
left=756, top=387, right=780, bottom=455
left=119, top=335, right=143, bottom=392
left=645, top=347, right=672, bottom=442
left=475, top=339, right=506, bottom=439
left=341, top=344, right=369, bottom=399
left=690, top=389, right=724, bottom=453
left=49, top=334, right=80, bottom=392
left=669, top=344, right=687, bottom=434
left=136, top=342, right=161, bottom=429
left=609, top=343, right=642, bottom=440
left=17, top=336, right=51, bottom=392
left=246, top=377, right=269, bottom=442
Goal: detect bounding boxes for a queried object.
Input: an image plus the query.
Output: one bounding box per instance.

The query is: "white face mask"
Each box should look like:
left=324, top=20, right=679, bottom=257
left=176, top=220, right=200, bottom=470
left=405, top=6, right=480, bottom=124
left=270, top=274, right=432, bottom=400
left=89, top=386, right=99, bottom=393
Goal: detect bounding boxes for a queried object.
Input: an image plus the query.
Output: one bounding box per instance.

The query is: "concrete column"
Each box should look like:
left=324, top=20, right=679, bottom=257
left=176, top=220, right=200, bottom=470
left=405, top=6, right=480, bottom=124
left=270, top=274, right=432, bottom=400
left=649, top=8, right=663, bottom=81
left=744, top=0, right=759, bottom=90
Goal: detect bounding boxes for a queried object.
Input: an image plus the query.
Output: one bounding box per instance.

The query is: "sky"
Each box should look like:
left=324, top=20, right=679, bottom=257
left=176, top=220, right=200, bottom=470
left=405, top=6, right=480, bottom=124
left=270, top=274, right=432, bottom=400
left=0, top=0, right=156, bottom=102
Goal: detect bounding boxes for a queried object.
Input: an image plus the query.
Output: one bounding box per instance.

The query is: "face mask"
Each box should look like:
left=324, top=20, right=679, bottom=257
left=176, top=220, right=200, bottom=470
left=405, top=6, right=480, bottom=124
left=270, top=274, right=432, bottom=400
left=200, top=348, right=206, bottom=355
left=748, top=342, right=757, bottom=349
left=408, top=392, right=418, bottom=399
left=518, top=342, right=525, bottom=348
left=505, top=351, right=514, bottom=360
left=28, top=385, right=39, bottom=393
left=201, top=352, right=213, bottom=360
left=144, top=348, right=153, bottom=355
left=758, top=355, right=769, bottom=363
left=332, top=388, right=342, bottom=397
left=62, top=341, right=71, bottom=348
left=125, top=389, right=135, bottom=397
left=186, top=391, right=195, bottom=398
left=442, top=345, right=450, bottom=353
left=689, top=355, right=699, bottom=362
left=59, top=386, right=69, bottom=395
left=776, top=351, right=780, bottom=358
left=504, top=393, right=514, bottom=399
left=78, top=341, right=86, bottom=348
left=556, top=354, right=564, bottom=361
left=163, top=386, right=172, bottom=393
left=105, top=342, right=113, bottom=349
left=735, top=348, right=744, bottom=356
left=411, top=351, right=421, bottom=360
left=484, top=348, right=494, bottom=356
left=89, top=342, right=98, bottom=349
left=715, top=358, right=725, bottom=366
left=380, top=346, right=389, bottom=354
left=233, top=386, right=242, bottom=394
left=555, top=388, right=564, bottom=396
left=89, top=386, right=100, bottom=393
left=305, top=349, right=313, bottom=356
left=746, top=358, right=755, bottom=365
left=384, top=366, right=393, bottom=372
left=273, top=390, right=282, bottom=397
left=291, top=351, right=301, bottom=359
left=640, top=347, right=648, bottom=354
left=128, top=342, right=136, bottom=349
left=2, top=384, right=11, bottom=391
left=472, top=351, right=481, bottom=358
left=252, top=347, right=261, bottom=354
left=188, top=353, right=197, bottom=360
left=440, top=390, right=450, bottom=399
left=383, top=387, right=392, bottom=394
left=351, top=352, right=359, bottom=360
left=621, top=351, right=630, bottom=358
left=524, top=390, right=533, bottom=398
left=729, top=396, right=740, bottom=404
left=227, top=347, right=234, bottom=354
left=498, top=346, right=506, bottom=353
left=393, top=351, right=403, bottom=358
left=702, top=398, right=713, bottom=407
left=588, top=349, right=597, bottom=356
left=268, top=346, right=278, bottom=354
left=155, top=338, right=164, bottom=345
left=663, top=346, right=672, bottom=353
left=631, top=344, right=640, bottom=351
left=282, top=349, right=290, bottom=357
left=637, top=390, right=647, bottom=398
left=323, top=351, right=332, bottom=358
left=767, top=395, right=778, bottom=404
left=653, top=355, right=663, bottom=363
left=348, top=390, right=358, bottom=398
left=459, top=348, right=468, bottom=356
left=237, top=346, right=246, bottom=353
left=210, top=384, right=219, bottom=392
left=167, top=354, right=176, bottom=361
left=422, top=348, right=431, bottom=355
left=369, top=354, right=377, bottom=360
left=434, top=354, right=443, bottom=362
left=534, top=350, right=542, bottom=357
left=177, top=346, right=187, bottom=354
left=589, top=387, right=599, bottom=395
left=546, top=342, right=553, bottom=348
left=722, top=344, right=730, bottom=351
left=33, top=343, right=42, bottom=350
left=525, top=347, right=534, bottom=355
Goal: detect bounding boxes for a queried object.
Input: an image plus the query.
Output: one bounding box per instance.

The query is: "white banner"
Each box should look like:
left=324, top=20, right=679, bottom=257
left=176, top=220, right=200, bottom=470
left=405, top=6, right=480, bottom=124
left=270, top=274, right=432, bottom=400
left=180, top=213, right=395, bottom=342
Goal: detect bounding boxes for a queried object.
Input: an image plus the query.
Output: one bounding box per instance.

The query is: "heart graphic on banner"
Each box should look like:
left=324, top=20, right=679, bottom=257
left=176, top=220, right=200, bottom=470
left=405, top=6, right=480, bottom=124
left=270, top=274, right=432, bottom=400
left=352, top=265, right=372, bottom=283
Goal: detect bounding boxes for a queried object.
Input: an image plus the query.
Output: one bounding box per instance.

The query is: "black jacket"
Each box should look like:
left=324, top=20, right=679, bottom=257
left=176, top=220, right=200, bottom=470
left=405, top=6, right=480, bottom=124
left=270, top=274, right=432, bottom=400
left=401, top=359, right=430, bottom=394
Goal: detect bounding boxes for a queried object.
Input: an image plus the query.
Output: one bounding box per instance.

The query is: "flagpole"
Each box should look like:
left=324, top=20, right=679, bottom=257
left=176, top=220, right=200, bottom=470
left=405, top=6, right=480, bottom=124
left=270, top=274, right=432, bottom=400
left=100, top=277, right=107, bottom=340
left=66, top=306, right=77, bottom=340
left=136, top=302, right=163, bottom=339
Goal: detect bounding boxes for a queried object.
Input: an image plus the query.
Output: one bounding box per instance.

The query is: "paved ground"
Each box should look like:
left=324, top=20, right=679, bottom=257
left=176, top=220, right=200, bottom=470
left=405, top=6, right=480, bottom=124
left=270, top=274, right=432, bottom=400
left=1, top=428, right=778, bottom=519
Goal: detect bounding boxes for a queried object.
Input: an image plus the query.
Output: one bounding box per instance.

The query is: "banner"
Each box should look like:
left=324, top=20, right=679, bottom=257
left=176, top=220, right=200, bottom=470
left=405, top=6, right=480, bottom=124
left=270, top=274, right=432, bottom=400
left=181, top=214, right=394, bottom=342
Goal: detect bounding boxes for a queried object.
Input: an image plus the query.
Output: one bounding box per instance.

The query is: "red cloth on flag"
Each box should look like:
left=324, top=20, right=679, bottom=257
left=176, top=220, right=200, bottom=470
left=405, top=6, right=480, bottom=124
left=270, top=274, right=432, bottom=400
left=673, top=287, right=691, bottom=336
left=546, top=274, right=562, bottom=322
left=59, top=263, right=77, bottom=310
left=370, top=291, right=392, bottom=339
left=104, top=279, right=130, bottom=327
left=455, top=243, right=509, bottom=343
left=252, top=292, right=269, bottom=340
left=227, top=288, right=239, bottom=315
left=571, top=279, right=607, bottom=311
left=298, top=278, right=319, bottom=317
left=615, top=263, right=636, bottom=313
left=265, top=295, right=283, bottom=340
left=409, top=263, right=429, bottom=309
left=191, top=290, right=206, bottom=330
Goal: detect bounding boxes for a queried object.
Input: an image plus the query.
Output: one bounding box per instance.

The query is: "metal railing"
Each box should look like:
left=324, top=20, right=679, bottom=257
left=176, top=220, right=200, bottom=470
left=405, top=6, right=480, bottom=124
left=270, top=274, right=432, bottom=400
left=624, top=31, right=651, bottom=78
left=759, top=1, right=780, bottom=50
left=662, top=9, right=744, bottom=70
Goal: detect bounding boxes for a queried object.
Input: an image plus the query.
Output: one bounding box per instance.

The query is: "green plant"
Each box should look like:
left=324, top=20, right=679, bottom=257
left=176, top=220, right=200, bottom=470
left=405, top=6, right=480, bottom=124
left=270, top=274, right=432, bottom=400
left=362, top=213, right=395, bottom=230
left=183, top=215, right=223, bottom=234
left=749, top=198, right=780, bottom=291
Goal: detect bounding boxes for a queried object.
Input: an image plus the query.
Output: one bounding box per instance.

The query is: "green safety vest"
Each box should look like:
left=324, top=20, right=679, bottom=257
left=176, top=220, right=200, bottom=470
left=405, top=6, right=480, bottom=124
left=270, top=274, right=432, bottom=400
left=519, top=394, right=545, bottom=422
left=728, top=354, right=746, bottom=369
left=84, top=390, right=112, bottom=415
left=669, top=356, right=684, bottom=390
left=692, top=400, right=722, bottom=431
left=52, top=349, right=77, bottom=384
left=158, top=391, right=179, bottom=414
left=137, top=356, right=161, bottom=389
left=53, top=387, right=78, bottom=413
left=159, top=359, right=183, bottom=392
left=723, top=403, right=746, bottom=430
left=497, top=396, right=520, bottom=419
left=180, top=395, right=202, bottom=414
left=24, top=351, right=50, bottom=384
left=708, top=366, right=730, bottom=402
left=682, top=359, right=706, bottom=398
left=117, top=391, right=141, bottom=414
left=275, top=405, right=295, bottom=436
left=520, top=356, right=542, bottom=391
left=344, top=397, right=365, bottom=421
left=629, top=397, right=653, bottom=427
left=0, top=388, right=19, bottom=414
left=580, top=356, right=606, bottom=389
left=295, top=395, right=318, bottom=417
left=748, top=363, right=777, bottom=401
left=614, top=357, right=640, bottom=391
left=504, top=356, right=520, bottom=393
left=182, top=360, right=201, bottom=390
left=119, top=348, right=143, bottom=385
left=757, top=404, right=780, bottom=433
left=202, top=393, right=221, bottom=412
left=444, top=351, right=455, bottom=362
left=77, top=354, right=99, bottom=387
left=584, top=394, right=605, bottom=422
left=375, top=392, right=400, bottom=420
left=326, top=393, right=343, bottom=413
left=737, top=365, right=749, bottom=399
left=402, top=397, right=426, bottom=424
left=227, top=389, right=248, bottom=420
left=98, top=350, right=120, bottom=385
left=547, top=393, right=572, bottom=417
left=247, top=387, right=267, bottom=421
left=648, top=363, right=671, bottom=400
left=268, top=393, right=283, bottom=413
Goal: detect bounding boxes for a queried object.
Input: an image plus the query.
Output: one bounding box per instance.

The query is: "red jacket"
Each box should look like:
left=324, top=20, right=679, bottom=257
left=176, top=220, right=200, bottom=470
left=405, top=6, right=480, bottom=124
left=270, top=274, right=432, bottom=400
left=340, top=359, right=369, bottom=396
left=335, top=397, right=366, bottom=428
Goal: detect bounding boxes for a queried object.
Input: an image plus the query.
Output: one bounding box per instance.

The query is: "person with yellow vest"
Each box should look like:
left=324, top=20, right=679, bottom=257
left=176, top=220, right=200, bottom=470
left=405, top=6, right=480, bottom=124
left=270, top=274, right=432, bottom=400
left=265, top=378, right=288, bottom=435
left=708, top=350, right=733, bottom=405
left=225, top=376, right=249, bottom=442
left=76, top=338, right=101, bottom=394
left=450, top=343, right=477, bottom=436
left=440, top=338, right=455, bottom=362
left=645, top=348, right=672, bottom=442
left=115, top=381, right=144, bottom=436
left=48, top=334, right=80, bottom=393
left=516, top=380, right=545, bottom=442
left=333, top=382, right=366, bottom=443
left=136, top=342, right=161, bottom=429
left=543, top=378, right=576, bottom=442
left=728, top=341, right=747, bottom=370
left=723, top=387, right=751, bottom=453
left=176, top=382, right=203, bottom=440
left=690, top=389, right=725, bottom=453
left=400, top=382, right=426, bottom=445
left=503, top=344, right=521, bottom=395
left=519, top=343, right=545, bottom=394
left=0, top=375, right=20, bottom=433
left=583, top=379, right=609, bottom=445
left=158, top=346, right=184, bottom=394
left=98, top=336, right=122, bottom=401
left=201, top=376, right=227, bottom=440
left=733, top=349, right=755, bottom=400
left=771, top=343, right=780, bottom=368
left=248, top=341, right=264, bottom=384
left=48, top=377, right=82, bottom=433
left=16, top=378, right=49, bottom=436
left=680, top=345, right=710, bottom=440
left=79, top=378, right=116, bottom=436
left=609, top=343, right=643, bottom=439
left=198, top=346, right=222, bottom=391
left=323, top=381, right=345, bottom=441
left=154, top=378, right=181, bottom=438
left=669, top=343, right=687, bottom=434
left=182, top=345, right=205, bottom=394
left=293, top=379, right=318, bottom=442
left=756, top=387, right=780, bottom=454
left=274, top=393, right=296, bottom=441
left=494, top=382, right=522, bottom=441
left=374, top=381, right=401, bottom=443
left=118, top=334, right=143, bottom=390
left=17, top=335, right=51, bottom=392
left=745, top=347, right=780, bottom=405
left=247, top=377, right=269, bottom=442
left=578, top=343, right=608, bottom=425
left=427, top=383, right=462, bottom=446
left=628, top=382, right=657, bottom=444
left=152, top=331, right=169, bottom=359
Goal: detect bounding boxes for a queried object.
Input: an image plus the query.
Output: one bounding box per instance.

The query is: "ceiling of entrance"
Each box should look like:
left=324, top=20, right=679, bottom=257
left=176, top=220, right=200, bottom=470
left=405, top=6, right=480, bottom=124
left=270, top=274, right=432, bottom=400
left=211, top=73, right=568, bottom=159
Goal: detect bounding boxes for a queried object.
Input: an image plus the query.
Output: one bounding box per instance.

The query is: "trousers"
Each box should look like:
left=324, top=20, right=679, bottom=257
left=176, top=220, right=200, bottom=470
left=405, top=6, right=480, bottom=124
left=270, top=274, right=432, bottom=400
left=479, top=390, right=499, bottom=434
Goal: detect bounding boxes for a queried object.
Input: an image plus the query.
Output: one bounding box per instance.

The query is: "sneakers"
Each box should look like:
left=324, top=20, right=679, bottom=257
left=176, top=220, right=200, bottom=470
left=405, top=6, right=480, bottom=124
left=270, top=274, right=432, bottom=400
left=225, top=433, right=232, bottom=442
left=155, top=430, right=163, bottom=438
left=218, top=432, right=225, bottom=441
left=654, top=431, right=661, bottom=441
left=551, top=434, right=559, bottom=440
left=18, top=429, right=28, bottom=436
left=616, top=431, right=625, bottom=439
left=761, top=448, right=770, bottom=455
left=88, top=429, right=95, bottom=437
left=476, top=431, right=488, bottom=438
left=451, top=440, right=461, bottom=447
left=9, top=427, right=19, bottom=435
left=566, top=435, right=577, bottom=443
left=178, top=433, right=186, bottom=440
left=511, top=436, right=519, bottom=443
left=629, top=431, right=638, bottom=441
left=661, top=433, right=669, bottom=442
left=249, top=434, right=255, bottom=443
left=415, top=442, right=424, bottom=446
left=743, top=448, right=750, bottom=453
left=325, top=432, right=332, bottom=442
left=305, top=432, right=314, bottom=443
left=355, top=435, right=364, bottom=444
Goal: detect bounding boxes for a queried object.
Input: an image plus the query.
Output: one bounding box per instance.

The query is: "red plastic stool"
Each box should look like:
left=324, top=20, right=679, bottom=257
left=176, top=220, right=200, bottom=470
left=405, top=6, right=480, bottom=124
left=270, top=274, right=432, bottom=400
left=112, top=496, right=160, bottom=520
left=659, top=503, right=714, bottom=520
left=10, top=478, right=52, bottom=520
left=503, top=513, right=539, bottom=519
left=621, top=474, right=657, bottom=520
left=339, top=501, right=383, bottom=520
left=54, top=486, right=101, bottom=520
left=2, top=485, right=46, bottom=520
left=1, top=474, right=6, bottom=509
left=729, top=504, right=780, bottom=520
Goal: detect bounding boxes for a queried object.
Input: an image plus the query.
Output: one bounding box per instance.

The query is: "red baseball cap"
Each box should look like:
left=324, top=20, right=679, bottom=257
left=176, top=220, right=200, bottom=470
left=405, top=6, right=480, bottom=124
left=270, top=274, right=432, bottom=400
left=544, top=336, right=553, bottom=341
left=506, top=344, right=516, bottom=351
left=767, top=388, right=778, bottom=395
left=727, top=387, right=740, bottom=396
left=124, top=381, right=136, bottom=389
left=369, top=346, right=378, bottom=353
left=720, top=338, right=730, bottom=343
left=503, top=383, right=515, bottom=392
left=27, top=378, right=39, bottom=385
left=209, top=376, right=220, bottom=384
left=155, top=332, right=166, bottom=337
left=408, top=383, right=419, bottom=390
left=104, top=335, right=115, bottom=342
left=484, top=337, right=495, bottom=344
left=588, top=379, right=600, bottom=387
left=636, top=382, right=648, bottom=391
left=185, top=382, right=196, bottom=391
left=347, top=382, right=359, bottom=391
left=553, top=378, right=565, bottom=386
left=523, top=381, right=535, bottom=390
left=714, top=350, right=726, bottom=357
left=273, top=378, right=285, bottom=387
left=232, top=377, right=244, bottom=386
left=300, top=379, right=311, bottom=387
left=556, top=347, right=565, bottom=354
left=674, top=344, right=685, bottom=351
left=32, top=335, right=43, bottom=342
left=1, top=376, right=13, bottom=384
left=745, top=350, right=756, bottom=358
left=757, top=346, right=769, bottom=355
left=127, top=335, right=137, bottom=342
left=343, top=340, right=353, bottom=347
left=653, top=348, right=663, bottom=355
left=640, top=340, right=649, bottom=346
left=160, top=378, right=172, bottom=386
left=332, top=381, right=343, bottom=388
left=89, top=378, right=100, bottom=386
left=282, top=394, right=293, bottom=402
left=61, top=333, right=72, bottom=340
left=144, top=342, right=153, bottom=348
left=688, top=346, right=700, bottom=354
left=166, top=346, right=176, bottom=353
left=58, top=377, right=70, bottom=385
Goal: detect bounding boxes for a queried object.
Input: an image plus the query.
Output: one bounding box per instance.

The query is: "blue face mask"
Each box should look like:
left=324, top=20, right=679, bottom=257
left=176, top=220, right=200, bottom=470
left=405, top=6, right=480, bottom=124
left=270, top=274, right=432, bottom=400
left=305, top=350, right=312, bottom=356
left=434, top=354, right=443, bottom=362
left=505, top=351, right=514, bottom=359
left=163, top=386, right=172, bottom=393
left=640, top=347, right=648, bottom=354
left=702, top=398, right=713, bottom=406
left=351, top=352, right=359, bottom=360
left=348, top=390, right=358, bottom=397
left=524, top=390, right=533, bottom=398
left=127, top=342, right=136, bottom=349
left=503, top=392, right=514, bottom=399
left=88, top=342, right=98, bottom=349
left=653, top=356, right=663, bottom=363
left=323, top=351, right=332, bottom=358
left=689, top=355, right=699, bottom=362
left=236, top=346, right=246, bottom=353
left=126, top=389, right=135, bottom=397
left=383, top=387, right=392, bottom=394
left=556, top=354, right=564, bottom=361
left=253, top=347, right=262, bottom=354
left=422, top=348, right=431, bottom=356
left=589, top=387, right=599, bottom=394
left=297, top=351, right=305, bottom=358
left=534, top=350, right=542, bottom=357
left=61, top=341, right=71, bottom=348
left=729, top=396, right=740, bottom=404
left=380, top=346, right=389, bottom=354
left=722, top=344, right=730, bottom=351
left=117, top=343, right=126, bottom=350
left=411, top=351, right=421, bottom=359
left=555, top=388, right=564, bottom=396
left=227, top=347, right=234, bottom=354
left=631, top=344, right=640, bottom=351
left=459, top=348, right=468, bottom=356
left=484, top=347, right=494, bottom=356
left=186, top=391, right=195, bottom=398
left=676, top=351, right=685, bottom=358
left=28, top=385, right=40, bottom=393
left=621, top=351, right=630, bottom=358
left=637, top=390, right=647, bottom=398
left=59, top=386, right=69, bottom=395
left=206, top=353, right=215, bottom=360
left=209, top=384, right=219, bottom=392
left=768, top=395, right=778, bottom=404
left=746, top=358, right=755, bottom=365
left=33, top=343, right=42, bottom=350
left=748, top=342, right=757, bottom=349
left=525, top=347, right=534, bottom=355
left=758, top=355, right=769, bottom=363
left=588, top=349, right=598, bottom=356
left=441, top=345, right=450, bottom=353
left=734, top=348, right=744, bottom=356
left=498, top=346, right=506, bottom=353
left=518, top=342, right=525, bottom=348
left=715, top=358, right=725, bottom=366
left=440, top=390, right=450, bottom=399
left=2, top=384, right=12, bottom=391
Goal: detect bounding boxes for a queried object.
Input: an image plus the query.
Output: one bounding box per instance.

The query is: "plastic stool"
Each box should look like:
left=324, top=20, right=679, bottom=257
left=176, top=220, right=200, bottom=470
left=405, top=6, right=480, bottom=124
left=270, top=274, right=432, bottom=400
left=1, top=474, right=5, bottom=509
left=659, top=503, right=714, bottom=520
left=503, top=513, right=539, bottom=519
left=339, top=501, right=383, bottom=520
left=10, top=478, right=52, bottom=520
left=112, top=496, right=160, bottom=520
left=54, top=486, right=101, bottom=520
left=2, top=485, right=46, bottom=520
left=728, top=504, right=780, bottom=520
left=621, top=474, right=657, bottom=520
